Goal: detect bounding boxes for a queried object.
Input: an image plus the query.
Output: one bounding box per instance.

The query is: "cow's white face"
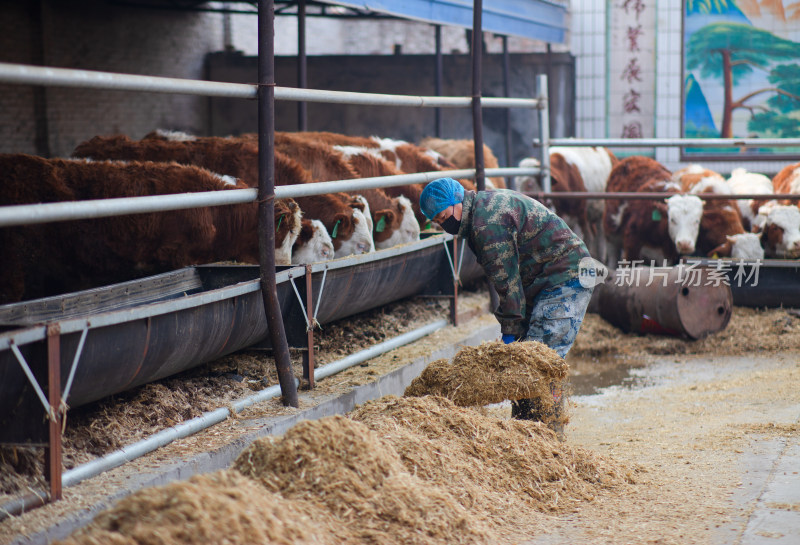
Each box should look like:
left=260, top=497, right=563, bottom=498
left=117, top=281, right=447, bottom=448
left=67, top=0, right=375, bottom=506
left=766, top=205, right=800, bottom=258
left=335, top=209, right=374, bottom=257
left=351, top=194, right=373, bottom=233
left=292, top=219, right=334, bottom=264
left=666, top=194, right=704, bottom=255
left=514, top=157, right=542, bottom=194
left=728, top=233, right=764, bottom=260
left=375, top=196, right=420, bottom=249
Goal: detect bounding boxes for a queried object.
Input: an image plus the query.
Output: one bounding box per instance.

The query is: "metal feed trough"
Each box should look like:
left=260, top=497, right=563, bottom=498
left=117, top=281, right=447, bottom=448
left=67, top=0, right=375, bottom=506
left=0, top=234, right=483, bottom=447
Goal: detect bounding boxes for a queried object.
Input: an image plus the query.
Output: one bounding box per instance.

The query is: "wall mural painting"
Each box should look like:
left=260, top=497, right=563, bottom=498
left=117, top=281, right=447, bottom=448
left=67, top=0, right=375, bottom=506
left=683, top=0, right=800, bottom=157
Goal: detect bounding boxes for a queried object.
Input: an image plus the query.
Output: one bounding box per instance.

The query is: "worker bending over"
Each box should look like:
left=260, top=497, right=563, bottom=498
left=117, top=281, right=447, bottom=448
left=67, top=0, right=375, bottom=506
left=420, top=177, right=594, bottom=433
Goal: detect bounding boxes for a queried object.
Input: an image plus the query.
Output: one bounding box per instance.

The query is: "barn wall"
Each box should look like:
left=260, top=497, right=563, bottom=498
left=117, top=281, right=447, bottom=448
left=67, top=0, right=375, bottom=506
left=0, top=0, right=226, bottom=158
left=207, top=51, right=575, bottom=168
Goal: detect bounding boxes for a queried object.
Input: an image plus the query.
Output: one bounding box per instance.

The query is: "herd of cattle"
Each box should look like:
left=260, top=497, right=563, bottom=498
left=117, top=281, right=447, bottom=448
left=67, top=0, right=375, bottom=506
left=1, top=129, right=798, bottom=304
left=0, top=131, right=502, bottom=304
left=517, top=149, right=800, bottom=267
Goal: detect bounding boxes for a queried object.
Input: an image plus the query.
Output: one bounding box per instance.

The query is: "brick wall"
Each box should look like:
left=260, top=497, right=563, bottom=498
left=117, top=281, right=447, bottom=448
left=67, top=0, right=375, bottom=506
left=0, top=0, right=225, bottom=157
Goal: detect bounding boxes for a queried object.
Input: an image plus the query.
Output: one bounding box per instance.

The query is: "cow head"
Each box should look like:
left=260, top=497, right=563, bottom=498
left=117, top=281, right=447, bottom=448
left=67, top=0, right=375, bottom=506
left=709, top=233, right=764, bottom=260
left=274, top=200, right=303, bottom=266
left=373, top=195, right=420, bottom=250
left=334, top=208, right=374, bottom=257
left=292, top=219, right=334, bottom=264
left=760, top=205, right=800, bottom=258
left=665, top=194, right=704, bottom=255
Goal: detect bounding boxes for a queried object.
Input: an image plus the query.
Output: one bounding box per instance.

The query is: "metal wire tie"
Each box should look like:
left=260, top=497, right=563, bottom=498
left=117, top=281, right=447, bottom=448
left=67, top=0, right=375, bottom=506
left=60, top=325, right=89, bottom=417
left=312, top=265, right=328, bottom=327
left=442, top=237, right=462, bottom=285
left=10, top=342, right=57, bottom=422
left=288, top=270, right=312, bottom=331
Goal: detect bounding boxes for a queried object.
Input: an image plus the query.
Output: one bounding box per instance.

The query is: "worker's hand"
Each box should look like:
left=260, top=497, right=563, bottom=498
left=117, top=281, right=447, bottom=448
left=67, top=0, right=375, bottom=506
left=502, top=334, right=516, bottom=344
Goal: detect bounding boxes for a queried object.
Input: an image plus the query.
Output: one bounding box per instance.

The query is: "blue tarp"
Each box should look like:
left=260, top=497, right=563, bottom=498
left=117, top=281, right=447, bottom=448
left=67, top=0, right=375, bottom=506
left=317, top=0, right=567, bottom=43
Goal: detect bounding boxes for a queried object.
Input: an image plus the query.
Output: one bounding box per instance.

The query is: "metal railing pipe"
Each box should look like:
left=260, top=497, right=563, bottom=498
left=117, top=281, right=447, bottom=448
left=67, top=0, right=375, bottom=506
left=0, top=166, right=542, bottom=228
left=314, top=319, right=448, bottom=380
left=0, top=62, right=256, bottom=98
left=275, top=87, right=539, bottom=108
left=0, top=62, right=541, bottom=109
left=522, top=191, right=798, bottom=200
left=0, top=189, right=257, bottom=228
left=537, top=74, right=551, bottom=193
left=541, top=137, right=800, bottom=148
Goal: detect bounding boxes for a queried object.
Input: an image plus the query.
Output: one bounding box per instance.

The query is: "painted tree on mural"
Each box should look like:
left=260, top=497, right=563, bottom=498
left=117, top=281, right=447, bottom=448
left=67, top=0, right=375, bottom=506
left=686, top=22, right=800, bottom=138
left=749, top=63, right=800, bottom=137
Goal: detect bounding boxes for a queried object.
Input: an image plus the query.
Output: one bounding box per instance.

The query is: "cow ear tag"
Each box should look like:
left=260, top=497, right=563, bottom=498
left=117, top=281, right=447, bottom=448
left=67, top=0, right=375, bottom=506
left=331, top=219, right=341, bottom=238
left=375, top=215, right=386, bottom=233
left=424, top=220, right=431, bottom=230
left=275, top=214, right=284, bottom=233
left=651, top=209, right=662, bottom=222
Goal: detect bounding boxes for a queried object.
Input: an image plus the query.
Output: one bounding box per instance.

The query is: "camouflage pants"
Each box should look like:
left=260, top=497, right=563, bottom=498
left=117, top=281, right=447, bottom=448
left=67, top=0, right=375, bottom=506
left=511, top=278, right=593, bottom=430
left=522, top=277, right=594, bottom=357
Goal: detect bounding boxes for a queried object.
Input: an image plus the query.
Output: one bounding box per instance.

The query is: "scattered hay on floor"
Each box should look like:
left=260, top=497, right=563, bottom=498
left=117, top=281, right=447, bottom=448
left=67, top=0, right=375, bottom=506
left=350, top=395, right=636, bottom=530
left=55, top=469, right=339, bottom=545
left=234, top=415, right=495, bottom=545
left=404, top=341, right=567, bottom=417
left=0, top=446, right=44, bottom=497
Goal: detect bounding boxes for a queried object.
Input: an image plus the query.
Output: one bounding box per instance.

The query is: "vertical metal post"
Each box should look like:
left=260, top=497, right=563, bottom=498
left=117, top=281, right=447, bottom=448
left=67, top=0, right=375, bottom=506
left=304, top=265, right=315, bottom=389
left=450, top=237, right=459, bottom=325
left=258, top=0, right=299, bottom=407
left=502, top=35, right=514, bottom=190
left=45, top=324, right=62, bottom=501
left=471, top=0, right=486, bottom=191
left=297, top=0, right=307, bottom=130
left=537, top=73, right=551, bottom=193
left=434, top=24, right=443, bottom=137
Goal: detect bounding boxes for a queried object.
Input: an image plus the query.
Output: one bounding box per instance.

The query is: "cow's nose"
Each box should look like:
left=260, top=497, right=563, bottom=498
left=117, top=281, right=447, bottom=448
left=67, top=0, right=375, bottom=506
left=677, top=241, right=694, bottom=254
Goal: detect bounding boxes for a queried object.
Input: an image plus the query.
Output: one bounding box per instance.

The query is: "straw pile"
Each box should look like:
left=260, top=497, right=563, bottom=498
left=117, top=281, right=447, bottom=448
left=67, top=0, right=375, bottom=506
left=57, top=469, right=339, bottom=545
left=350, top=395, right=634, bottom=525
left=233, top=415, right=495, bottom=545
left=404, top=341, right=567, bottom=414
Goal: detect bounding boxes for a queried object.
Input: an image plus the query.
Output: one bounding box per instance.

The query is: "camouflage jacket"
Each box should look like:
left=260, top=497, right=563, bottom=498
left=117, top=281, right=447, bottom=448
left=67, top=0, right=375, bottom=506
left=457, top=189, right=589, bottom=337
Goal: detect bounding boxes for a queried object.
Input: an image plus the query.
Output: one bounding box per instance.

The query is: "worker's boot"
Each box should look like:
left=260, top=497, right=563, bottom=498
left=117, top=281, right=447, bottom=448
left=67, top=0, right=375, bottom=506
left=511, top=383, right=565, bottom=440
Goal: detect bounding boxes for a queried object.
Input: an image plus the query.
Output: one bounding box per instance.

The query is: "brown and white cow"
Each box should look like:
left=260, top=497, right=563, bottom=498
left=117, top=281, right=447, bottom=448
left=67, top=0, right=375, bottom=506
left=418, top=136, right=506, bottom=189
left=726, top=167, right=774, bottom=232
left=292, top=219, right=334, bottom=264
left=73, top=132, right=373, bottom=259
left=272, top=134, right=419, bottom=248
left=755, top=162, right=800, bottom=258
left=516, top=147, right=617, bottom=262
left=603, top=156, right=704, bottom=265
left=0, top=154, right=287, bottom=304
left=673, top=164, right=763, bottom=259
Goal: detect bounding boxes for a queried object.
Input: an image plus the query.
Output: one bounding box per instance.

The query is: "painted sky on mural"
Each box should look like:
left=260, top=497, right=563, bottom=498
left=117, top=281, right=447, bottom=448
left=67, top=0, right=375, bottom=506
left=683, top=0, right=800, bottom=143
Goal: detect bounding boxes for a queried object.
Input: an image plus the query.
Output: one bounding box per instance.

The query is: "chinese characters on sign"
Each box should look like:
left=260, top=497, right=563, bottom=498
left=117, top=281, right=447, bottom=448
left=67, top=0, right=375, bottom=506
left=609, top=0, right=655, bottom=142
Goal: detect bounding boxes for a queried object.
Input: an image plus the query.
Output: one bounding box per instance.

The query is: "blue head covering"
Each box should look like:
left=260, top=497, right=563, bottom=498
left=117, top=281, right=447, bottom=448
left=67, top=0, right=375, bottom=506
left=420, top=178, right=464, bottom=220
